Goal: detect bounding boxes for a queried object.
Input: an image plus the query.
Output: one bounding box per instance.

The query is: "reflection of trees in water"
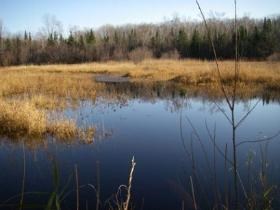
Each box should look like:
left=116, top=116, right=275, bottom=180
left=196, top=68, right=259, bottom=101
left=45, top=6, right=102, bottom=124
left=97, top=81, right=280, bottom=105
left=1, top=80, right=280, bottom=151
left=164, top=97, right=190, bottom=113
left=95, top=81, right=280, bottom=117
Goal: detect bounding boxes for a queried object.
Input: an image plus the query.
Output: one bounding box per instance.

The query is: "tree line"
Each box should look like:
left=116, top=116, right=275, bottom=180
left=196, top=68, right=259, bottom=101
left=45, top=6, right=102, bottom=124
left=0, top=15, right=279, bottom=66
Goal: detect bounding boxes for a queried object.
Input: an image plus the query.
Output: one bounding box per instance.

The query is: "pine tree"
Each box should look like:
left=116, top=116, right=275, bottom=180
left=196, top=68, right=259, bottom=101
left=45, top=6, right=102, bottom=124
left=190, top=29, right=200, bottom=58
left=28, top=32, right=32, bottom=42
left=150, top=30, right=162, bottom=58
left=47, top=33, right=55, bottom=46
left=176, top=29, right=188, bottom=58
left=86, top=29, right=96, bottom=45
left=128, top=29, right=137, bottom=51
left=78, top=35, right=85, bottom=49
left=24, top=31, right=28, bottom=41
left=67, top=31, right=75, bottom=46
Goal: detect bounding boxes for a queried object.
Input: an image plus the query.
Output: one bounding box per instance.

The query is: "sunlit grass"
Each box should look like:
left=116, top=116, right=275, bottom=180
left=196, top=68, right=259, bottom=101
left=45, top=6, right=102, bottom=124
left=0, top=100, right=46, bottom=138
left=0, top=59, right=279, bottom=141
left=0, top=100, right=95, bottom=142
left=1, top=60, right=280, bottom=93
left=30, top=94, right=66, bottom=110
left=2, top=59, right=279, bottom=85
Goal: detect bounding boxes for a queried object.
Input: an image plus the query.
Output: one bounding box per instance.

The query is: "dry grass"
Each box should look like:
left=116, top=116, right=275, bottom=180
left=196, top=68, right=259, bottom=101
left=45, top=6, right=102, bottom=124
left=0, top=100, right=94, bottom=142
left=0, top=59, right=279, bottom=141
left=0, top=71, right=98, bottom=142
left=2, top=59, right=280, bottom=85
left=29, top=94, right=66, bottom=110
left=0, top=72, right=98, bottom=99
left=47, top=119, right=95, bottom=143
left=0, top=100, right=46, bottom=138
left=47, top=119, right=78, bottom=140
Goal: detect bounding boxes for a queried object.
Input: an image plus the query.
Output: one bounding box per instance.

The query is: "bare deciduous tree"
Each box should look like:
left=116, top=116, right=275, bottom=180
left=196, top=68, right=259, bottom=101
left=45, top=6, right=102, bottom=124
left=41, top=14, right=63, bottom=38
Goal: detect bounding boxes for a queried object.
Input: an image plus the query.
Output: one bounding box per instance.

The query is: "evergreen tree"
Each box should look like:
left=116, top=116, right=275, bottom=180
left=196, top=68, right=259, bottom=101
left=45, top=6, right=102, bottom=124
left=47, top=33, right=55, bottom=46
left=67, top=31, right=75, bottom=46
left=190, top=29, right=201, bottom=58
left=128, top=29, right=137, bottom=51
left=176, top=29, right=188, bottom=58
left=78, top=35, right=85, bottom=49
left=150, top=30, right=162, bottom=58
left=260, top=18, right=274, bottom=57
left=238, top=26, right=249, bottom=57
left=24, top=31, right=28, bottom=41
left=86, top=29, right=95, bottom=45
left=28, top=32, right=32, bottom=42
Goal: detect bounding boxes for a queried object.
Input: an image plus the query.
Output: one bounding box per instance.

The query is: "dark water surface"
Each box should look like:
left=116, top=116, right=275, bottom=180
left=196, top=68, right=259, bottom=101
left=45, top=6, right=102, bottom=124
left=0, top=84, right=280, bottom=209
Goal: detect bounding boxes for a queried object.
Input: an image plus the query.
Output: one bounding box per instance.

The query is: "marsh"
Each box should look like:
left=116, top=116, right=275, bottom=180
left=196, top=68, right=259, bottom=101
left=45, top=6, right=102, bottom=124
left=0, top=63, right=279, bottom=209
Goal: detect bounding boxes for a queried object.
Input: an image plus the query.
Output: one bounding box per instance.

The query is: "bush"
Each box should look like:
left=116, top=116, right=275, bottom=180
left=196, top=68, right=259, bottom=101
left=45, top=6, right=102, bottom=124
left=128, top=47, right=153, bottom=64
left=267, top=53, right=280, bottom=61
left=161, top=50, right=180, bottom=60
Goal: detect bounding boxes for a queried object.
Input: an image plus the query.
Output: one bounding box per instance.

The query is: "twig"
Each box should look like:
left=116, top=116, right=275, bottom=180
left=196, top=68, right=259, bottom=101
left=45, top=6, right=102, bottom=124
left=224, top=144, right=229, bottom=209
left=124, top=156, right=136, bottom=210
left=186, top=116, right=212, bottom=173
left=190, top=176, right=198, bottom=210
left=213, top=123, right=218, bottom=205
left=237, top=131, right=280, bottom=147
left=180, top=110, right=191, bottom=159
left=235, top=99, right=260, bottom=129
left=205, top=121, right=234, bottom=166
left=195, top=0, right=232, bottom=110
left=232, top=0, right=240, bottom=108
left=213, top=101, right=233, bottom=126
left=19, top=141, right=26, bottom=210
left=181, top=114, right=211, bottom=209
left=96, top=161, right=101, bottom=210
left=75, top=164, right=79, bottom=210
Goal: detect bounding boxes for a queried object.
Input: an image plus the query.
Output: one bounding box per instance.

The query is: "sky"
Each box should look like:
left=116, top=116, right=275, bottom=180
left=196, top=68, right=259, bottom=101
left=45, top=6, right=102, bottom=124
left=0, top=0, right=279, bottom=34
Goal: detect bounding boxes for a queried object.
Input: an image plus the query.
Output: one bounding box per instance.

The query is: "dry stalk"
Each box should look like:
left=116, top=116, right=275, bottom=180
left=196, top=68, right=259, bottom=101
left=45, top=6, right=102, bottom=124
left=124, top=156, right=136, bottom=210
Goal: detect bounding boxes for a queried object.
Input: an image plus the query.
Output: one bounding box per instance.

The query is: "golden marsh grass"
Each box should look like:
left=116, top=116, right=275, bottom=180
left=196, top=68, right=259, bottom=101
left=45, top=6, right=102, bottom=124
left=2, top=59, right=280, bottom=85
left=0, top=100, right=46, bottom=138
left=0, top=100, right=95, bottom=141
left=0, top=59, right=279, bottom=141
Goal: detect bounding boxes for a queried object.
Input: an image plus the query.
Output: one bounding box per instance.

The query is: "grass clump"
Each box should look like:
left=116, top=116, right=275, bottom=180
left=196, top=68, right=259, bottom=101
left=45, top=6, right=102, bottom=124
left=0, top=100, right=47, bottom=138
left=47, top=119, right=78, bottom=141
left=47, top=119, right=95, bottom=143
left=30, top=95, right=66, bottom=110
left=0, top=100, right=95, bottom=142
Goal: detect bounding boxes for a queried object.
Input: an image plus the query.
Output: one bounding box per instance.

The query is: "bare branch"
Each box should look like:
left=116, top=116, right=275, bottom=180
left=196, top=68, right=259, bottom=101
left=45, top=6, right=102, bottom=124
left=235, top=99, right=260, bottom=129
left=237, top=131, right=280, bottom=147
left=195, top=0, right=232, bottom=110
left=205, top=121, right=234, bottom=166
left=213, top=101, right=233, bottom=126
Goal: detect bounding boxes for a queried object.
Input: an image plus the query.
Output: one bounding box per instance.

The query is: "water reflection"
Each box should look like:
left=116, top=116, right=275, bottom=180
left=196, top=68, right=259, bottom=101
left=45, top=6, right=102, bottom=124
left=0, top=82, right=279, bottom=209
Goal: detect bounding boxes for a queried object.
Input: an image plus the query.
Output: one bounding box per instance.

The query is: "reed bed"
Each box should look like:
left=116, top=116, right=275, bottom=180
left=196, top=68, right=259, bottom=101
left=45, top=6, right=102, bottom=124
left=1, top=59, right=280, bottom=86
left=0, top=71, right=98, bottom=142
left=0, top=100, right=94, bottom=141
left=0, top=59, right=279, bottom=141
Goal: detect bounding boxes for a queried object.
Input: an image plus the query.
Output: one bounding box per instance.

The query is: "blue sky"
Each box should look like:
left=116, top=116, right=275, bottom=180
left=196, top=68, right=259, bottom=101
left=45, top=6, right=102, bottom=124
left=0, top=0, right=279, bottom=33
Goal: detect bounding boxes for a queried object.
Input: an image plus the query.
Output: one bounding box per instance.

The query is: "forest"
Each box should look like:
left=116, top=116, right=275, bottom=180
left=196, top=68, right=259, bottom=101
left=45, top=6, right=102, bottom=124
left=0, top=15, right=280, bottom=66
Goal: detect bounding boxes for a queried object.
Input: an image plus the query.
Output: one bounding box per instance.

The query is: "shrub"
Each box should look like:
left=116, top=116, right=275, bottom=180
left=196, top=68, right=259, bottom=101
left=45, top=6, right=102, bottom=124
left=267, top=53, right=280, bottom=61
left=128, top=47, right=153, bottom=64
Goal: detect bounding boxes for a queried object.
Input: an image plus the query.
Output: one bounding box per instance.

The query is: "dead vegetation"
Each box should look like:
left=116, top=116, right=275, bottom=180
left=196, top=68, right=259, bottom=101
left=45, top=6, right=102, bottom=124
left=0, top=100, right=94, bottom=142
left=2, top=59, right=279, bottom=86
left=0, top=59, right=279, bottom=141
left=0, top=71, right=98, bottom=142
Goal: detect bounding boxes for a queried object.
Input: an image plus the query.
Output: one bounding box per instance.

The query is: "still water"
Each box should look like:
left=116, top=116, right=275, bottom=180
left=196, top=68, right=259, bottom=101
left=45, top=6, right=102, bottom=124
left=0, top=84, right=279, bottom=209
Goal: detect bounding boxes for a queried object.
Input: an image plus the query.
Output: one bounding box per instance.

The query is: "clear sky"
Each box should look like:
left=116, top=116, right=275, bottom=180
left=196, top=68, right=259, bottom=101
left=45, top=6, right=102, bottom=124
left=0, top=0, right=279, bottom=33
